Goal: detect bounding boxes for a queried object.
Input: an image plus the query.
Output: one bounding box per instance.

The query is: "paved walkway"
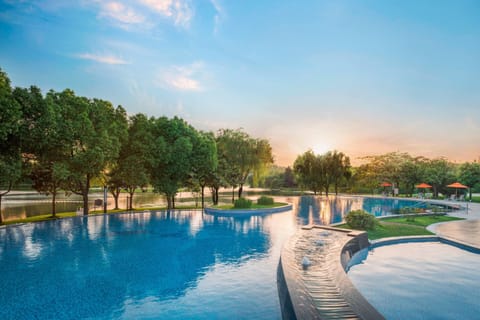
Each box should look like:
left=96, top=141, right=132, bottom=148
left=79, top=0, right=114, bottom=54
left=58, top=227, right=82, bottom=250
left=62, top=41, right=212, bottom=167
left=426, top=200, right=480, bottom=250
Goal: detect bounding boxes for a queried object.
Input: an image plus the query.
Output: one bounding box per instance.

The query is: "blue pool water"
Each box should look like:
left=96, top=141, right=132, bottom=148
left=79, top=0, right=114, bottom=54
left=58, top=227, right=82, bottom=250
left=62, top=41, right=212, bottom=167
left=347, top=241, right=480, bottom=319
left=0, top=196, right=437, bottom=319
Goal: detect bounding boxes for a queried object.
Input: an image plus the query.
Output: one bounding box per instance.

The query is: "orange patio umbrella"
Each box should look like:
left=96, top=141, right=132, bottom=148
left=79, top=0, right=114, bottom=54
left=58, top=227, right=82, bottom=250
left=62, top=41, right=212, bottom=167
left=380, top=182, right=392, bottom=187
left=447, top=182, right=468, bottom=198
left=415, top=183, right=432, bottom=189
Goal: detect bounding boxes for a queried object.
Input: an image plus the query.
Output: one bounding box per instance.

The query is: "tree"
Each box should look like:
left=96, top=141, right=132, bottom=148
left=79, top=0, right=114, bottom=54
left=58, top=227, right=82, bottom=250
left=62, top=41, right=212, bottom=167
left=293, top=150, right=324, bottom=195
left=190, top=131, right=217, bottom=208
left=283, top=166, right=296, bottom=188
left=106, top=113, right=148, bottom=210
left=424, top=158, right=456, bottom=198
left=399, top=156, right=427, bottom=196
left=0, top=68, right=22, bottom=224
left=14, top=85, right=69, bottom=217
left=150, top=117, right=197, bottom=209
left=216, top=129, right=273, bottom=200
left=458, top=162, right=480, bottom=200
left=324, top=150, right=352, bottom=195
left=48, top=90, right=125, bottom=215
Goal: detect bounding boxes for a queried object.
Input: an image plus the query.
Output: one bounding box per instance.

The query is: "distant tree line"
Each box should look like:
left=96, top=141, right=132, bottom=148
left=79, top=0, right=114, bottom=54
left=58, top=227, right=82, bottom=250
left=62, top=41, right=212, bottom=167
left=261, top=151, right=480, bottom=199
left=0, top=68, right=273, bottom=223
left=350, top=152, right=480, bottom=199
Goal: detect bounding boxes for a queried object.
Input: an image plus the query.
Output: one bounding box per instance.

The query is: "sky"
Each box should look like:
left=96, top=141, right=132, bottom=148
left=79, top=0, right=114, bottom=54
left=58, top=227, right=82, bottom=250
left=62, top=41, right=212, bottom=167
left=1, top=0, right=479, bottom=166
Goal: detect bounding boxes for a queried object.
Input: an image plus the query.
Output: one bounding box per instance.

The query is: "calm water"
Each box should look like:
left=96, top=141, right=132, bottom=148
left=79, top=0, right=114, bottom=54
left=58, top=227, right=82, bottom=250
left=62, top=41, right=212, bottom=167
left=348, top=242, right=480, bottom=319
left=1, top=192, right=431, bottom=221
left=0, top=196, right=437, bottom=319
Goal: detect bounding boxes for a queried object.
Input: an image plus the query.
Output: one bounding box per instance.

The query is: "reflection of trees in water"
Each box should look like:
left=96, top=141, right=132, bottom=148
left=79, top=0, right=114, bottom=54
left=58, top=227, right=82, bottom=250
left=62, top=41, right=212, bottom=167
left=296, top=196, right=360, bottom=225
left=0, top=211, right=270, bottom=319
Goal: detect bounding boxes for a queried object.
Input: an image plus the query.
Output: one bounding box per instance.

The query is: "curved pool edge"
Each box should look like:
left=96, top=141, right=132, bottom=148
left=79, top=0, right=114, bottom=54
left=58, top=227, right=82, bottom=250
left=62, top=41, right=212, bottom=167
left=370, top=235, right=480, bottom=253
left=204, top=204, right=292, bottom=216
left=277, top=225, right=385, bottom=320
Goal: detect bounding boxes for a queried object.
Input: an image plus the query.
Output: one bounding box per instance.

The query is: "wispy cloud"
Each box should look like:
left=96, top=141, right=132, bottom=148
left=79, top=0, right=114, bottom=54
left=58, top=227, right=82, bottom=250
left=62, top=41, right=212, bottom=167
left=99, top=2, right=145, bottom=26
left=210, top=0, right=225, bottom=34
left=158, top=62, right=205, bottom=91
left=77, top=53, right=129, bottom=65
left=139, top=0, right=193, bottom=28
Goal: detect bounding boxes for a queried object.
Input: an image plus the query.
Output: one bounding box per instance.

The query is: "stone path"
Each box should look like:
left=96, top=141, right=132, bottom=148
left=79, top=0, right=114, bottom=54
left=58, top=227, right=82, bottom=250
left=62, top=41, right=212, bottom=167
left=426, top=200, right=480, bottom=250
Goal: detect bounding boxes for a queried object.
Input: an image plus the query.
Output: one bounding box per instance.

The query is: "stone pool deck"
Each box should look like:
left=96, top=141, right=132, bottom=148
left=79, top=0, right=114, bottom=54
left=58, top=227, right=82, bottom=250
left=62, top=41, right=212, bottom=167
left=426, top=200, right=480, bottom=250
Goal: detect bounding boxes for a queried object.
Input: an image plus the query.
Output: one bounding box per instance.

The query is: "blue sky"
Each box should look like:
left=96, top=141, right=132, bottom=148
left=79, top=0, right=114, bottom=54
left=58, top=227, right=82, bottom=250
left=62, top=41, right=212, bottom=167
left=1, top=0, right=479, bottom=165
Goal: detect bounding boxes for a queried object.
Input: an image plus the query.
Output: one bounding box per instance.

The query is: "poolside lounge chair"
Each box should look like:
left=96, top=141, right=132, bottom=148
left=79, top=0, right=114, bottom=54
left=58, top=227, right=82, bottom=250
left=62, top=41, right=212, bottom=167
left=449, top=194, right=456, bottom=201
left=458, top=195, right=464, bottom=201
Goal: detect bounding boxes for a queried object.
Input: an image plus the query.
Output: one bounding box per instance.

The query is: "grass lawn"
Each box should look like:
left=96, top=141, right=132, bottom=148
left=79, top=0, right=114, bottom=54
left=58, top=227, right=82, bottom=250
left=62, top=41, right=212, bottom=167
left=337, top=214, right=464, bottom=240
left=213, top=202, right=288, bottom=210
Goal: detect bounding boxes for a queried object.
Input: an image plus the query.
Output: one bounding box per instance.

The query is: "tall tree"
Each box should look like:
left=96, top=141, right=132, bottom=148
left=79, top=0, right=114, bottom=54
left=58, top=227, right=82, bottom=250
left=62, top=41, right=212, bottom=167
left=106, top=112, right=146, bottom=210
left=325, top=151, right=352, bottom=195
left=293, top=150, right=324, bottom=195
left=458, top=162, right=480, bottom=200
left=216, top=129, right=273, bottom=199
left=48, top=90, right=125, bottom=215
left=15, top=85, right=68, bottom=217
left=150, top=117, right=197, bottom=209
left=424, top=158, right=456, bottom=198
left=190, top=131, right=217, bottom=208
left=0, top=68, right=22, bottom=224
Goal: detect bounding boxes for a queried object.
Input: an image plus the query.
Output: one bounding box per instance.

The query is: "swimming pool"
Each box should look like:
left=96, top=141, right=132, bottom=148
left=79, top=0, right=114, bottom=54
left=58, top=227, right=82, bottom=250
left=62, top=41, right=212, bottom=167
left=0, top=196, right=435, bottom=319
left=347, top=241, right=480, bottom=319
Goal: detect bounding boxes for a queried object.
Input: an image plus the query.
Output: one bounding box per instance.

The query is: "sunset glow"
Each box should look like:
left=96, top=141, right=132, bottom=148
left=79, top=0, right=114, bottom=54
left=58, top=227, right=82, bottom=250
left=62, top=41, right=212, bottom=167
left=1, top=1, right=479, bottom=166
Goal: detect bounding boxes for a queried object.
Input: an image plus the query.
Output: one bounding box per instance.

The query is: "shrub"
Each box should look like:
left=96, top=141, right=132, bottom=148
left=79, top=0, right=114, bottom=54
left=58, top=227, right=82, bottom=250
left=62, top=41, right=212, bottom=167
left=257, top=196, right=274, bottom=205
left=345, top=210, right=377, bottom=230
left=234, top=198, right=253, bottom=209
left=406, top=215, right=416, bottom=222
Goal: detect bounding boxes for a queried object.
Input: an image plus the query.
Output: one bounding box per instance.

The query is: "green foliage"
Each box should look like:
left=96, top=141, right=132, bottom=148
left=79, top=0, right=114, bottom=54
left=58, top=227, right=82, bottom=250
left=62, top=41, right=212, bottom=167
left=257, top=196, right=274, bottom=205
left=293, top=150, right=351, bottom=195
left=216, top=129, right=273, bottom=198
left=405, top=215, right=416, bottom=222
left=459, top=162, right=480, bottom=200
left=234, top=197, right=253, bottom=208
left=0, top=68, right=22, bottom=224
left=345, top=210, right=377, bottom=230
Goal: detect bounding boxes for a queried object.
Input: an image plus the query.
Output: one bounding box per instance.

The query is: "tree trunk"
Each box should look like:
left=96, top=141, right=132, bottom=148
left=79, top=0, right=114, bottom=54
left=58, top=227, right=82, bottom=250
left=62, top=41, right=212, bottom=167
left=215, top=188, right=219, bottom=205
left=51, top=191, right=57, bottom=218
left=201, top=185, right=205, bottom=208
left=82, top=193, right=89, bottom=215
left=166, top=194, right=172, bottom=210
left=129, top=191, right=135, bottom=210
left=232, top=187, right=235, bottom=203
left=210, top=187, right=215, bottom=204
left=335, top=183, right=339, bottom=195
left=113, top=193, right=119, bottom=210
left=0, top=195, right=3, bottom=225
left=172, top=195, right=175, bottom=209
left=238, top=184, right=244, bottom=199
left=325, top=185, right=329, bottom=196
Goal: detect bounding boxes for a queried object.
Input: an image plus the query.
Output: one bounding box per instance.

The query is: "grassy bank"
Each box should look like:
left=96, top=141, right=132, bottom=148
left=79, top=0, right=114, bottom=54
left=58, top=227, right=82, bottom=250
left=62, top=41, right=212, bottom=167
left=338, top=214, right=464, bottom=240
left=212, top=202, right=288, bottom=210
left=0, top=205, right=204, bottom=226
